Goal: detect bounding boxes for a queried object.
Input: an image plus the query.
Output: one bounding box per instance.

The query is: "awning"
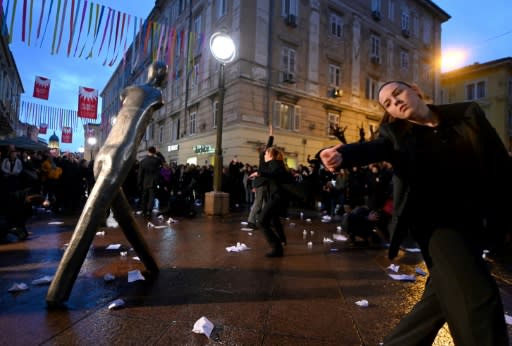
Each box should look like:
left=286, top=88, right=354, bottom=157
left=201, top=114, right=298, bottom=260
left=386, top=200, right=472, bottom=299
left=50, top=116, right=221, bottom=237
left=0, top=136, right=48, bottom=152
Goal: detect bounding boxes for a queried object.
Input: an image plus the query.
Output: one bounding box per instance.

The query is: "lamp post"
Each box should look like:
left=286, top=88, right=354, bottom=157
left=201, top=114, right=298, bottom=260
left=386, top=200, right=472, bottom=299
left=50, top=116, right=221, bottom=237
left=87, top=136, right=97, bottom=160
left=204, top=31, right=236, bottom=216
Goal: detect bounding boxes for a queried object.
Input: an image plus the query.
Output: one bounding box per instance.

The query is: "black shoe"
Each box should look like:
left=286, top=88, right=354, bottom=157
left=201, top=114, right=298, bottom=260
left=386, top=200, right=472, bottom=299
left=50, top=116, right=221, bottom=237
left=265, top=248, right=283, bottom=258
left=247, top=222, right=258, bottom=229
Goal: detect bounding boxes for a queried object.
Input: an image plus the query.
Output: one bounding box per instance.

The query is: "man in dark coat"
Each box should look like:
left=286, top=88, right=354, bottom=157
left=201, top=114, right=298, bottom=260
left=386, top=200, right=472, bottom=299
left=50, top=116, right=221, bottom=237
left=319, top=81, right=509, bottom=345
left=138, top=146, right=162, bottom=218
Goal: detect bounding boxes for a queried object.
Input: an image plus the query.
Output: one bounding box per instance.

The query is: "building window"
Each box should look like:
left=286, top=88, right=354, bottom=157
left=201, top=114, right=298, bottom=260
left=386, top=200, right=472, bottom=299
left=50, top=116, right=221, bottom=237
left=212, top=100, right=219, bottom=129
left=191, top=63, right=200, bottom=88
left=329, top=13, right=343, bottom=38
left=400, top=51, right=409, bottom=70
left=371, top=0, right=381, bottom=12
left=388, top=0, right=395, bottom=21
left=401, top=9, right=409, bottom=30
left=329, top=64, right=341, bottom=87
left=171, top=117, right=180, bottom=141
left=159, top=124, right=164, bottom=143
left=327, top=113, right=340, bottom=137
left=370, top=35, right=380, bottom=58
left=423, top=18, right=432, bottom=45
left=281, top=47, right=296, bottom=79
left=412, top=13, right=419, bottom=37
left=365, top=77, right=380, bottom=101
left=281, top=0, right=298, bottom=16
left=217, top=0, right=227, bottom=18
left=189, top=111, right=196, bottom=135
left=273, top=101, right=300, bottom=131
left=465, top=80, right=486, bottom=100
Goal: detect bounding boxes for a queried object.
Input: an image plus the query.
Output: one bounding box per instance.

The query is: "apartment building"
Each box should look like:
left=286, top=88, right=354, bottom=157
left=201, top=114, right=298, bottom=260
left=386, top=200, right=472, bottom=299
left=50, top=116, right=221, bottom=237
left=0, top=24, right=24, bottom=138
left=441, top=57, right=512, bottom=151
left=101, top=0, right=449, bottom=167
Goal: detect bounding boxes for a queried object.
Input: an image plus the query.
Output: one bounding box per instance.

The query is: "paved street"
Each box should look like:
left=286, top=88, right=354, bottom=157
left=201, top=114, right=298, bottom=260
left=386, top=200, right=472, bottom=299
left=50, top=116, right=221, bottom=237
left=1, top=206, right=511, bottom=345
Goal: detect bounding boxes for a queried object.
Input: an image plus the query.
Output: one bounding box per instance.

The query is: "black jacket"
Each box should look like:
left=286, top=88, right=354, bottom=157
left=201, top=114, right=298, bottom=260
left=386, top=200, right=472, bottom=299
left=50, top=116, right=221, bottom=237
left=138, top=155, right=162, bottom=189
left=337, top=102, right=511, bottom=259
left=252, top=135, right=274, bottom=188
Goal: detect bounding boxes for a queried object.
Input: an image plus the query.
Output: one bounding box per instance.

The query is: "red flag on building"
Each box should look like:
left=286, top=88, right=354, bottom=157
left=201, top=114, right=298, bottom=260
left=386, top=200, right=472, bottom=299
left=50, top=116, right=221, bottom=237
left=77, top=86, right=98, bottom=119
left=33, top=76, right=51, bottom=100
left=62, top=127, right=73, bottom=143
left=39, top=123, right=48, bottom=134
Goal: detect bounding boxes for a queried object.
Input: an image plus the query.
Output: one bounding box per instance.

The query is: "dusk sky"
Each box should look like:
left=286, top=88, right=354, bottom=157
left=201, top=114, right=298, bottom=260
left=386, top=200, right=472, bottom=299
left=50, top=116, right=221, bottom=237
left=4, top=0, right=511, bottom=152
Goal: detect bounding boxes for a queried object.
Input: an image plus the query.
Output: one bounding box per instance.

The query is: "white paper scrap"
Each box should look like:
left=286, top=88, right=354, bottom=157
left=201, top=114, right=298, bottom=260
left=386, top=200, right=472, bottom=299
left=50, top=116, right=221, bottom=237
left=106, top=244, right=122, bottom=250
left=96, top=231, right=105, bottom=236
left=192, top=316, right=214, bottom=338
left=355, top=299, right=369, bottom=307
left=106, top=213, right=118, bottom=228
left=403, top=247, right=421, bottom=253
left=333, top=234, right=348, bottom=241
left=128, top=270, right=145, bottom=283
left=166, top=218, right=178, bottom=224
left=8, top=283, right=29, bottom=292
left=104, top=273, right=115, bottom=282
left=108, top=298, right=125, bottom=310
left=415, top=267, right=427, bottom=276
left=32, top=275, right=53, bottom=285
left=153, top=225, right=167, bottom=229
left=226, top=243, right=250, bottom=252
left=240, top=227, right=253, bottom=231
left=387, top=264, right=400, bottom=273
left=48, top=221, right=64, bottom=225
left=323, top=237, right=334, bottom=243
left=388, top=274, right=416, bottom=282
left=505, top=314, right=512, bottom=325
left=240, top=221, right=248, bottom=225
left=147, top=222, right=155, bottom=229
left=305, top=218, right=312, bottom=223
left=132, top=256, right=141, bottom=261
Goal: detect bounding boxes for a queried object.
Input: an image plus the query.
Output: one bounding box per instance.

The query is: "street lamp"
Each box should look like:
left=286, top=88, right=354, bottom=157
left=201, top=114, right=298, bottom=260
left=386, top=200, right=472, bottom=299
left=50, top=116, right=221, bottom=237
left=87, top=136, right=97, bottom=160
left=205, top=31, right=236, bottom=216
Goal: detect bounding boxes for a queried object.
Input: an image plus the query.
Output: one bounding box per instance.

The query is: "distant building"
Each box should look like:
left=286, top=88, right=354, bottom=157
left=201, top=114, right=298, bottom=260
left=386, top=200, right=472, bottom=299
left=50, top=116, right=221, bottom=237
left=441, top=57, right=512, bottom=150
left=0, top=18, right=24, bottom=139
left=101, top=0, right=450, bottom=167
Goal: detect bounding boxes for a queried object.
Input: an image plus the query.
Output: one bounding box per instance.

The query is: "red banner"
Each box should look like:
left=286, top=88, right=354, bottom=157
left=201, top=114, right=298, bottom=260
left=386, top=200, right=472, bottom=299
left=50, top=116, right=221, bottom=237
left=39, top=123, right=48, bottom=134
left=33, top=76, right=51, bottom=100
left=77, top=86, right=98, bottom=119
left=62, top=127, right=73, bottom=143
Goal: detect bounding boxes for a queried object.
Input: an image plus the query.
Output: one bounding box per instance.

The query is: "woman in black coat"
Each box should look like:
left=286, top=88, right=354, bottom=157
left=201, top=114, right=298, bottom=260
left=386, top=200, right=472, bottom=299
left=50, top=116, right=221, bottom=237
left=319, top=81, right=509, bottom=345
left=250, top=146, right=290, bottom=257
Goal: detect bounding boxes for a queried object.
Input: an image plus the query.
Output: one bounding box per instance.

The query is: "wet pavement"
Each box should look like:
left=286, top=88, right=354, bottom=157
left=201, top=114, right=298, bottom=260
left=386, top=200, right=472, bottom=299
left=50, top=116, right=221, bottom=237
left=1, top=206, right=511, bottom=345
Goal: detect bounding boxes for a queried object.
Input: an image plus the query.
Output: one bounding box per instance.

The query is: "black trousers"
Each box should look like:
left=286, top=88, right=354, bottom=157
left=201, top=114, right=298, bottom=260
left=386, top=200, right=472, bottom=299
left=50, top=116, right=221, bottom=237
left=258, top=194, right=286, bottom=250
left=384, top=227, right=508, bottom=345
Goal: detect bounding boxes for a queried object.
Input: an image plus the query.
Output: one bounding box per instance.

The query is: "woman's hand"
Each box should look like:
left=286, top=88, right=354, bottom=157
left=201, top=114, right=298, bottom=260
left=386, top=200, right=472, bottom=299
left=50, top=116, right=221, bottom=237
left=319, top=144, right=343, bottom=172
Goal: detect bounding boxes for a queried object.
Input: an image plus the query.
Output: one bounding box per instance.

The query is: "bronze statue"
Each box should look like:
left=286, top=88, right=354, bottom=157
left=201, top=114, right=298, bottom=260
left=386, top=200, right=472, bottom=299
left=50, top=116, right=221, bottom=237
left=46, top=61, right=168, bottom=306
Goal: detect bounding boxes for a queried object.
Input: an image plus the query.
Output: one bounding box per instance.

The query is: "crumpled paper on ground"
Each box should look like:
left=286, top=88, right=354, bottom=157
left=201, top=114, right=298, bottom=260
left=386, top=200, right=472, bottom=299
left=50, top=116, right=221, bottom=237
left=106, top=244, right=122, bottom=250
left=226, top=243, right=250, bottom=252
left=387, top=264, right=400, bottom=273
left=333, top=234, right=348, bottom=241
left=505, top=314, right=512, bottom=325
left=388, top=274, right=416, bottom=282
left=128, top=270, right=145, bottom=283
left=8, top=283, right=29, bottom=292
left=108, top=298, right=125, bottom=310
left=31, top=275, right=53, bottom=285
left=192, top=316, right=214, bottom=338
left=106, top=213, right=119, bottom=228
left=355, top=299, right=369, bottom=307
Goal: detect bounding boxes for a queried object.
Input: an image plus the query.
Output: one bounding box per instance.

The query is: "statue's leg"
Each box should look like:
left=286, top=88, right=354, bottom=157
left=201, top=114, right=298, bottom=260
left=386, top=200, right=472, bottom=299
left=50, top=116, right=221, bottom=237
left=46, top=180, right=114, bottom=306
left=111, top=188, right=159, bottom=274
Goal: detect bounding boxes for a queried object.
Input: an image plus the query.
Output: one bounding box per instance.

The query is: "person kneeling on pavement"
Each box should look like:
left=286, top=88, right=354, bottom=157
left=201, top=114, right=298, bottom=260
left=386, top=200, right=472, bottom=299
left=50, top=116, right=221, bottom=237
left=341, top=203, right=388, bottom=246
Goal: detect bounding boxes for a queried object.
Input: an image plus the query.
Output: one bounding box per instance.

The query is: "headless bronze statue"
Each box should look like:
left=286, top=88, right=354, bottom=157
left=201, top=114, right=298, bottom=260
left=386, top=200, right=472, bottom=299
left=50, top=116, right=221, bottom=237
left=46, top=61, right=167, bottom=306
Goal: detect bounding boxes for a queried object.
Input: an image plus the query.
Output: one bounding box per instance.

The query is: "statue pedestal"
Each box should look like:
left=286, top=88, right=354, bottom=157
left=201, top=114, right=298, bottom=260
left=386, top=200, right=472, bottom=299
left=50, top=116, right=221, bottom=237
left=204, top=191, right=230, bottom=216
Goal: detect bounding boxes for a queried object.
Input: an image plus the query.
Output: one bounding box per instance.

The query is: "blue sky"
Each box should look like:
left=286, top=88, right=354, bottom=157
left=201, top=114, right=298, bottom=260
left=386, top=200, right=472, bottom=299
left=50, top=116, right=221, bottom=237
left=4, top=0, right=512, bottom=151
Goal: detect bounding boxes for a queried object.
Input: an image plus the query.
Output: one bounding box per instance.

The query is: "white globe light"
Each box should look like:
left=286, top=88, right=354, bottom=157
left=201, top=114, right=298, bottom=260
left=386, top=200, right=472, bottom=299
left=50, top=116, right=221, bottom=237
left=87, top=137, right=97, bottom=146
left=209, top=32, right=236, bottom=64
